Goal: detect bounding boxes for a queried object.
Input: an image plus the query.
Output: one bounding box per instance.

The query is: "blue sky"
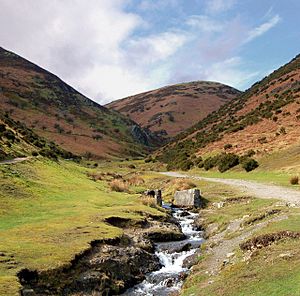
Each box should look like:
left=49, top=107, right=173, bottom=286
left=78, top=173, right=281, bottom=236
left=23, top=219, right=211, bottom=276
left=0, top=0, right=299, bottom=103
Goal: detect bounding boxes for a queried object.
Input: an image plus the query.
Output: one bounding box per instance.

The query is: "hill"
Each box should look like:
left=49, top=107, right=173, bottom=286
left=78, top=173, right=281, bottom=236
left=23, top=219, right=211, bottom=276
left=159, top=54, right=300, bottom=170
left=106, top=81, right=241, bottom=138
left=0, top=47, right=158, bottom=159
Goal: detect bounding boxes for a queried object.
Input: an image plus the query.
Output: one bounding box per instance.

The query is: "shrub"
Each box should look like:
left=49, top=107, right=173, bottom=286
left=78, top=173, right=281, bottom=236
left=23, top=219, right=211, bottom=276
left=258, top=136, right=267, bottom=144
left=242, top=158, right=259, bottom=172
left=224, top=143, right=233, bottom=150
left=3, top=130, right=16, bottom=141
left=290, top=176, right=299, bottom=185
left=110, top=179, right=128, bottom=192
left=0, top=124, right=6, bottom=133
left=179, top=159, right=194, bottom=171
left=39, top=148, right=58, bottom=160
left=203, top=156, right=219, bottom=171
left=217, top=153, right=239, bottom=173
left=245, top=149, right=256, bottom=157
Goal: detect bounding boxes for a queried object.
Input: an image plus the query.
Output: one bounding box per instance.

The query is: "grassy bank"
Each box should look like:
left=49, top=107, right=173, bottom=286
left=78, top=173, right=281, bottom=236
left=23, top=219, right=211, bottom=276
left=0, top=158, right=164, bottom=295
left=179, top=173, right=300, bottom=296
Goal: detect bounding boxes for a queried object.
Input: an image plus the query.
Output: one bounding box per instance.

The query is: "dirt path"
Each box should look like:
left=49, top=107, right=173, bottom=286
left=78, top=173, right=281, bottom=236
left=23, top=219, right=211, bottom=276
left=161, top=172, right=300, bottom=206
left=0, top=157, right=30, bottom=165
left=205, top=214, right=287, bottom=275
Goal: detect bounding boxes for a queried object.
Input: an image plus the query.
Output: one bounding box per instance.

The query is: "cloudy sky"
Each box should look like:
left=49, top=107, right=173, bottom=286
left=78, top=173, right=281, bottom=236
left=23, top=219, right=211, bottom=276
left=0, top=0, right=299, bottom=104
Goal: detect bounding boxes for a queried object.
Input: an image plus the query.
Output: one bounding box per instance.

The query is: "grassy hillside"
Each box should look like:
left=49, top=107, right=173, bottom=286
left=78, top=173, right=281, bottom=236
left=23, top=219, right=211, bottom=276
left=159, top=54, right=300, bottom=171
left=107, top=81, right=240, bottom=138
left=0, top=158, right=165, bottom=295
left=0, top=47, right=158, bottom=159
left=0, top=111, right=78, bottom=162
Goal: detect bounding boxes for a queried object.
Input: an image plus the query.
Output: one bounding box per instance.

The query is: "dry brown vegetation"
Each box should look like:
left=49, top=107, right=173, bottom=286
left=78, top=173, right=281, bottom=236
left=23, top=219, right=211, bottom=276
left=290, top=176, right=299, bottom=185
left=109, top=179, right=129, bottom=192
left=127, top=175, right=145, bottom=186
left=140, top=195, right=159, bottom=209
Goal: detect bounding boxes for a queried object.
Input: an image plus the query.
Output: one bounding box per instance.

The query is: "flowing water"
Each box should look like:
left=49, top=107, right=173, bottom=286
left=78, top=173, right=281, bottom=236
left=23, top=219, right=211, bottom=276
left=122, top=205, right=204, bottom=296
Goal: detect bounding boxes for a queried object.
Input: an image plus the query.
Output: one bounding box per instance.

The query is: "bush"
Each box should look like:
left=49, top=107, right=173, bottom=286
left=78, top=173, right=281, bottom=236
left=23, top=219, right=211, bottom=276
left=224, top=143, right=233, bottom=150
left=39, top=148, right=58, bottom=160
left=203, top=156, right=219, bottom=171
left=178, top=159, right=194, bottom=171
left=242, top=158, right=259, bottom=172
left=31, top=151, right=39, bottom=157
left=217, top=153, right=239, bottom=173
left=0, top=124, right=6, bottom=133
left=3, top=130, right=16, bottom=141
left=110, top=179, right=128, bottom=192
left=290, top=176, right=299, bottom=185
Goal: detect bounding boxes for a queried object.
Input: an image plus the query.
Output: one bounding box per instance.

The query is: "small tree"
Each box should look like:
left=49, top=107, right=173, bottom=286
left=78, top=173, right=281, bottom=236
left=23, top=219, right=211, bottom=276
left=242, top=158, right=259, bottom=172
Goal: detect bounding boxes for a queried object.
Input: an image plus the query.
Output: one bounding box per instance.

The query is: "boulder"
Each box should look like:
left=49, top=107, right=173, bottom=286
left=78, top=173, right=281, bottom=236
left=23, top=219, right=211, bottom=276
left=174, top=189, right=201, bottom=208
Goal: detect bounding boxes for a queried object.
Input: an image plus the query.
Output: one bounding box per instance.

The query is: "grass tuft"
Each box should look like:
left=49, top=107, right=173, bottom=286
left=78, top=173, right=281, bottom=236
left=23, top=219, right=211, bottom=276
left=290, top=176, right=299, bottom=185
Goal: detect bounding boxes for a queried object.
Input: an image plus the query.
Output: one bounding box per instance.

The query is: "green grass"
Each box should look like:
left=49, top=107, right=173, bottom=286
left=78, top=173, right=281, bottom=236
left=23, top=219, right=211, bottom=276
left=0, top=159, right=164, bottom=295
left=187, top=167, right=300, bottom=189
left=180, top=177, right=300, bottom=296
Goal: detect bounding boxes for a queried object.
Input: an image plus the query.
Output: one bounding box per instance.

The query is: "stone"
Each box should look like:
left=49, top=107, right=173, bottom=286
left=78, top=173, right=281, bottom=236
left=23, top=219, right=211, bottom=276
left=21, top=289, right=36, bottom=296
left=278, top=252, right=292, bottom=259
left=174, top=189, right=201, bottom=208
left=213, top=201, right=225, bottom=208
left=226, top=252, right=235, bottom=258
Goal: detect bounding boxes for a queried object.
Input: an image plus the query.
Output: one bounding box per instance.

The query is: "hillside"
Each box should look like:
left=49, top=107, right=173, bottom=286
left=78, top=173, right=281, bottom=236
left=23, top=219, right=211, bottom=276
left=106, top=81, right=241, bottom=138
left=0, top=47, right=158, bottom=159
left=159, top=54, right=300, bottom=170
left=0, top=111, right=78, bottom=162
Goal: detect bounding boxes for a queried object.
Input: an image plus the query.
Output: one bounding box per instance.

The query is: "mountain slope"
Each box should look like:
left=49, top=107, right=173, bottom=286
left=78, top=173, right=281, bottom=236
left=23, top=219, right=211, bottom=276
left=159, top=54, right=300, bottom=169
left=106, top=81, right=241, bottom=138
left=0, top=47, right=157, bottom=159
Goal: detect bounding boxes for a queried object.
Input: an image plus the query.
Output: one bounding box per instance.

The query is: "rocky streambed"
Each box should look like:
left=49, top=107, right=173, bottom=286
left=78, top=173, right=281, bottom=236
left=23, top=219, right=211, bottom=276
left=122, top=204, right=204, bottom=296
left=19, top=205, right=203, bottom=296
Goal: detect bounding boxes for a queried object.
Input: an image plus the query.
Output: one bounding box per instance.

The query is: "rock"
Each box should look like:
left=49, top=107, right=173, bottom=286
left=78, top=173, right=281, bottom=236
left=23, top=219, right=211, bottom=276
left=21, top=289, right=36, bottom=296
left=174, top=189, right=202, bottom=208
left=145, top=219, right=186, bottom=242
left=146, top=229, right=186, bottom=242
left=182, top=250, right=201, bottom=269
left=158, top=241, right=192, bottom=253
left=278, top=252, right=293, bottom=259
left=213, top=202, right=225, bottom=208
left=226, top=252, right=235, bottom=258
left=193, top=216, right=205, bottom=231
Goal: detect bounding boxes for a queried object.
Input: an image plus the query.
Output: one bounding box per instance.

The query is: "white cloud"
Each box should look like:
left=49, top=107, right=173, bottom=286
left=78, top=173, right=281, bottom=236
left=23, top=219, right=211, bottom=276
left=245, top=15, right=281, bottom=43
left=125, top=31, right=188, bottom=65
left=186, top=15, right=223, bottom=33
left=205, top=0, right=236, bottom=14
left=0, top=1, right=283, bottom=103
left=204, top=57, right=260, bottom=89
left=0, top=0, right=149, bottom=103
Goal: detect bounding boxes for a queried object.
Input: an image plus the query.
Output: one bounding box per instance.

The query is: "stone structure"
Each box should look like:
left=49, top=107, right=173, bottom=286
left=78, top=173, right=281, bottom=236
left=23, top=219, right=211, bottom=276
left=144, top=189, right=162, bottom=207
left=174, top=189, right=201, bottom=208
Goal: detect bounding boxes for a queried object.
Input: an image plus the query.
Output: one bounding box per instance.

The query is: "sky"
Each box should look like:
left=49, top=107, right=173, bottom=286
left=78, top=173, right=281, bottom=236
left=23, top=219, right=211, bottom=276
left=0, top=0, right=299, bottom=104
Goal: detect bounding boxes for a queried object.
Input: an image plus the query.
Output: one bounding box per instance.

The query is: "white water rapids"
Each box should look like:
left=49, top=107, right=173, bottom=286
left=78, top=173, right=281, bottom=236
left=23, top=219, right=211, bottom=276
left=122, top=205, right=204, bottom=295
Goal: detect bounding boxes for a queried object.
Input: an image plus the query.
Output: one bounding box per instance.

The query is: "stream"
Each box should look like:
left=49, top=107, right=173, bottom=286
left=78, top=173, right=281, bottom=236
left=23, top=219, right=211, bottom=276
left=122, top=204, right=204, bottom=295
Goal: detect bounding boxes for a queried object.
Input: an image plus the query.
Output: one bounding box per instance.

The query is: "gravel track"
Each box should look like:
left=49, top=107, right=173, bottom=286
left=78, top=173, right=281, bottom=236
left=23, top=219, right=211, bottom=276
left=161, top=172, right=300, bottom=206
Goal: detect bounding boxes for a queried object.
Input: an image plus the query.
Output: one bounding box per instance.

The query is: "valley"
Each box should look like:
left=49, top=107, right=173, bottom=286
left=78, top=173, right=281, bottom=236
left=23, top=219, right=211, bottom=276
left=1, top=45, right=300, bottom=296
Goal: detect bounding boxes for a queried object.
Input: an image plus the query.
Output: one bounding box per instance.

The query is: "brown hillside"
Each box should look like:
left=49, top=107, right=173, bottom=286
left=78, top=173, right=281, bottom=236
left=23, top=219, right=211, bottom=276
left=0, top=47, right=158, bottom=159
left=106, top=81, right=241, bottom=138
left=159, top=54, right=300, bottom=168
